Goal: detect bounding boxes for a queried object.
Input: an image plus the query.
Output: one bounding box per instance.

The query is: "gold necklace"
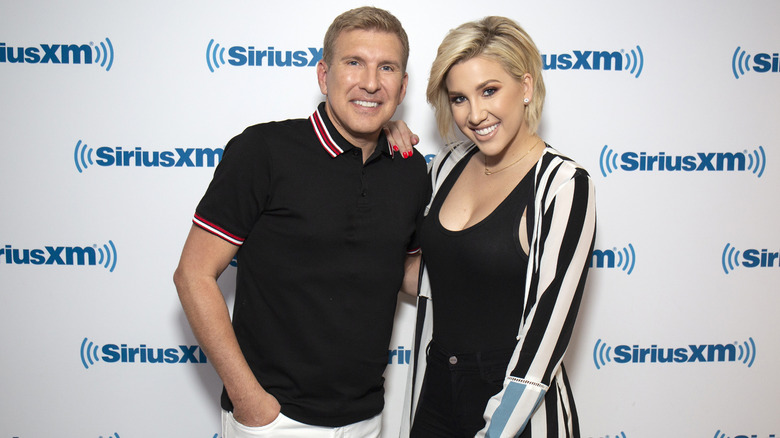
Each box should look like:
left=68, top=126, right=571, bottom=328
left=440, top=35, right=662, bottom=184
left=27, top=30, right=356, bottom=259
left=484, top=137, right=543, bottom=175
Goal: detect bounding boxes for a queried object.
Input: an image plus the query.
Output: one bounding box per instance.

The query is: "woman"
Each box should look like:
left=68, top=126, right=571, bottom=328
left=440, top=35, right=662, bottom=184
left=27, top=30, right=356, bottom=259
left=402, top=16, right=596, bottom=438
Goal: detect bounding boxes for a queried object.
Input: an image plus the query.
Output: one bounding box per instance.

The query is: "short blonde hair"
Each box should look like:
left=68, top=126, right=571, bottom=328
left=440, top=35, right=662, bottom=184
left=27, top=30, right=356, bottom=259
left=323, top=6, right=410, bottom=71
left=426, top=16, right=546, bottom=140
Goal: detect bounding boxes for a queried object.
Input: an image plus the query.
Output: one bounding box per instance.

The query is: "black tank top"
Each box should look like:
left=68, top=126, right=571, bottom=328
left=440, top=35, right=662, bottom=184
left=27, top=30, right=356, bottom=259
left=421, top=148, right=534, bottom=353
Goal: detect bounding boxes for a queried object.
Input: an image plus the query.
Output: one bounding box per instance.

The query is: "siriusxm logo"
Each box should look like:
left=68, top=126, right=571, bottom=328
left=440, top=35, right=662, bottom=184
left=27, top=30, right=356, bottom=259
left=388, top=346, right=411, bottom=365
left=1, top=241, right=117, bottom=272
left=206, top=39, right=322, bottom=72
left=599, top=145, right=767, bottom=178
left=593, top=338, right=756, bottom=370
left=732, top=46, right=780, bottom=79
left=80, top=337, right=207, bottom=369
left=590, top=244, right=635, bottom=275
left=542, top=45, right=644, bottom=78
left=722, top=243, right=779, bottom=274
left=715, top=430, right=776, bottom=438
left=74, top=140, right=223, bottom=172
left=0, top=38, right=114, bottom=71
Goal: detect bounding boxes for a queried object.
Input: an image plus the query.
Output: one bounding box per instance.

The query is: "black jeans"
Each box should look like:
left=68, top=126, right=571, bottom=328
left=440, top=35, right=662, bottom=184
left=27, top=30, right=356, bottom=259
left=410, top=341, right=515, bottom=438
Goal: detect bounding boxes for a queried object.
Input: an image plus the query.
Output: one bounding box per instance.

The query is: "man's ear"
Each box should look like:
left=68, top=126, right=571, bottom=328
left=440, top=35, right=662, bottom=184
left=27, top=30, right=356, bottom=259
left=317, top=60, right=328, bottom=96
left=398, top=72, right=409, bottom=104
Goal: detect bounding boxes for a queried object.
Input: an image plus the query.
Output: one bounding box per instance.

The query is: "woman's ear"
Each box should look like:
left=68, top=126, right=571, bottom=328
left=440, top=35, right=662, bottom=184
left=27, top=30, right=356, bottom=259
left=521, top=73, right=534, bottom=104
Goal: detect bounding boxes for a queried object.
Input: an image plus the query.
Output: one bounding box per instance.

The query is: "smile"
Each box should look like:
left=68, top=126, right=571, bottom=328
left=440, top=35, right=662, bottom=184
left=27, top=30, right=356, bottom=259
left=354, top=100, right=379, bottom=108
left=474, top=123, right=499, bottom=136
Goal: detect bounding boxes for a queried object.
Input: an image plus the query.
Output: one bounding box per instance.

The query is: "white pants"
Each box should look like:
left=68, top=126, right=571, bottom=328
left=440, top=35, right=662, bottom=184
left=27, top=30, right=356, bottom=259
left=221, top=409, right=382, bottom=438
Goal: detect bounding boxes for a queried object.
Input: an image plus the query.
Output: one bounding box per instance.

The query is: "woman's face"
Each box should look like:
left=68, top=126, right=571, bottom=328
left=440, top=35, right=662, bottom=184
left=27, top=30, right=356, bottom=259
left=445, top=56, right=532, bottom=157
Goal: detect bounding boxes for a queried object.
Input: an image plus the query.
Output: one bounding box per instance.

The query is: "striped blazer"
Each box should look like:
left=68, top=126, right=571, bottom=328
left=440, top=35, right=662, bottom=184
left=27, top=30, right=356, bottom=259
left=401, top=142, right=596, bottom=438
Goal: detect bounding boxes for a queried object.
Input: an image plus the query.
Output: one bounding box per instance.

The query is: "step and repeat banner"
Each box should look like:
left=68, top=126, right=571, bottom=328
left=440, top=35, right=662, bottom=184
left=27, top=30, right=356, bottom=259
left=1, top=1, right=778, bottom=437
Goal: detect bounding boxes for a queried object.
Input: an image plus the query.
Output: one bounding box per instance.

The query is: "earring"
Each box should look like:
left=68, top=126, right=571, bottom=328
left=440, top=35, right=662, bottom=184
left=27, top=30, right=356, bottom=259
left=523, top=98, right=530, bottom=104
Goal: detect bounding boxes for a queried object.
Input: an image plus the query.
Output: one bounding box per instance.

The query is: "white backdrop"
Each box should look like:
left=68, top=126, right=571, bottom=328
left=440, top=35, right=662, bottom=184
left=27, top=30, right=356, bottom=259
left=1, top=1, right=778, bottom=437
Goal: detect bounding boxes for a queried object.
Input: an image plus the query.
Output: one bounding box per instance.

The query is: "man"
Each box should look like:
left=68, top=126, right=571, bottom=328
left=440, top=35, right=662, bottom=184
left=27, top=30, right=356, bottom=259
left=173, top=6, right=428, bottom=438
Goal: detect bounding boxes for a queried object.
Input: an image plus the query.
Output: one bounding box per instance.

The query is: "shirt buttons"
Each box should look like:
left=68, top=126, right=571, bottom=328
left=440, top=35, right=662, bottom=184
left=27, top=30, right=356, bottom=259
left=361, top=191, right=367, bottom=197
left=449, top=355, right=458, bottom=365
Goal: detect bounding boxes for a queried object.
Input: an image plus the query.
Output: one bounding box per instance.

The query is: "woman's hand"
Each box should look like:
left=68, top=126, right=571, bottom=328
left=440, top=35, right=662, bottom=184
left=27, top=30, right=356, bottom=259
left=384, top=120, right=419, bottom=158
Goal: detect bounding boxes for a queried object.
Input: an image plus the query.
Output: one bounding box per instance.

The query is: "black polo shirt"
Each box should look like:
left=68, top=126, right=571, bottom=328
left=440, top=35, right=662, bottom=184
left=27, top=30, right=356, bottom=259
left=193, top=102, right=430, bottom=426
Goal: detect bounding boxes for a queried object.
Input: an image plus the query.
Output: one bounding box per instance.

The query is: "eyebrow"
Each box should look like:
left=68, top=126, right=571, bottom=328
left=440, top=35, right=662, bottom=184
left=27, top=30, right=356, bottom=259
left=448, top=79, right=501, bottom=96
left=340, top=54, right=402, bottom=69
left=475, top=79, right=501, bottom=89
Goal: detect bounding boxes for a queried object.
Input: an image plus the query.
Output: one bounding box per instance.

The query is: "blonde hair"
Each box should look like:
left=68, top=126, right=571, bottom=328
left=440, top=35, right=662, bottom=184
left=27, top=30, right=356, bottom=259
left=426, top=16, right=546, bottom=140
left=323, top=6, right=409, bottom=71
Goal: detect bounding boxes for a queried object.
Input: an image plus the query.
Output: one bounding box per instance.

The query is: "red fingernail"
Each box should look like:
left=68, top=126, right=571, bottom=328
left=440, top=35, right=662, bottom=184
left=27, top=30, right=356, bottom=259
left=393, top=145, right=399, bottom=151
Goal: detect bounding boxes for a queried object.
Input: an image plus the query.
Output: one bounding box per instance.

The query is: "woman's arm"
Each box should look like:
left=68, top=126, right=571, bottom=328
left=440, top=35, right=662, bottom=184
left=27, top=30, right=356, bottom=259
left=384, top=120, right=419, bottom=158
left=478, top=164, right=596, bottom=438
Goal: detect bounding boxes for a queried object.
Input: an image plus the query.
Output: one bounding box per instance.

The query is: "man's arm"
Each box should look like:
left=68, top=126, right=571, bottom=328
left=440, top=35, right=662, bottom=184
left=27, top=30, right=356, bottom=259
left=173, top=225, right=280, bottom=426
left=399, top=252, right=421, bottom=296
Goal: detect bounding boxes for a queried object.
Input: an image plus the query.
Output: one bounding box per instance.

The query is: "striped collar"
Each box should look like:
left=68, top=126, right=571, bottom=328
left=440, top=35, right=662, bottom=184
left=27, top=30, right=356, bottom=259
left=309, top=102, right=394, bottom=158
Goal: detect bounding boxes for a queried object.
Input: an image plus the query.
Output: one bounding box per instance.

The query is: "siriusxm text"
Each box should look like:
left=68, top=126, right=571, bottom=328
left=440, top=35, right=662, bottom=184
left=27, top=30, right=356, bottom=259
left=2, top=244, right=98, bottom=266
left=95, top=147, right=223, bottom=167
left=0, top=42, right=93, bottom=64
left=227, top=46, right=322, bottom=67
left=621, top=151, right=747, bottom=172
left=388, top=346, right=411, bottom=365
left=101, top=344, right=207, bottom=364
left=614, top=343, right=738, bottom=364
left=543, top=50, right=624, bottom=71
left=752, top=53, right=780, bottom=73
left=591, top=249, right=618, bottom=268
left=741, top=249, right=780, bottom=268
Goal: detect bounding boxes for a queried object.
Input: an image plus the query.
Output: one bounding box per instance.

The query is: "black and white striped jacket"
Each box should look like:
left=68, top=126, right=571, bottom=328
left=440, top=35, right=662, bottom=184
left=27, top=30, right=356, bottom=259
left=401, top=141, right=596, bottom=438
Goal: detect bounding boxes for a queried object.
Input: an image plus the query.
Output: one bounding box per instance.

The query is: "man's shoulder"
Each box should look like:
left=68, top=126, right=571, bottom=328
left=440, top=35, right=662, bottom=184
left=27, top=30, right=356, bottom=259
left=224, top=117, right=313, bottom=154
left=390, top=147, right=428, bottom=178
left=241, top=116, right=311, bottom=138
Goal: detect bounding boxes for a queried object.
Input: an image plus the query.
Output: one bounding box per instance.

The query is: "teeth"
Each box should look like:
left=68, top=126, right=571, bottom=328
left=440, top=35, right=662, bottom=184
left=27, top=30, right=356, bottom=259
left=354, top=100, right=378, bottom=108
left=475, top=124, right=498, bottom=136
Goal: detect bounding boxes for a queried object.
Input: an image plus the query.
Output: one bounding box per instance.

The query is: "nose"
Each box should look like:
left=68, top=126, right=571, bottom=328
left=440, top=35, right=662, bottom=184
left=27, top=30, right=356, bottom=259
left=360, top=67, right=380, bottom=94
left=468, top=101, right=488, bottom=126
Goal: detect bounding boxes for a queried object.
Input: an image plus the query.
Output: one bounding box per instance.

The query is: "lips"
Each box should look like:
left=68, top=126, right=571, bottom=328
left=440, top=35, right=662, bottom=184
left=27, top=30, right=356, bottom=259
left=474, top=123, right=499, bottom=136
left=353, top=100, right=379, bottom=108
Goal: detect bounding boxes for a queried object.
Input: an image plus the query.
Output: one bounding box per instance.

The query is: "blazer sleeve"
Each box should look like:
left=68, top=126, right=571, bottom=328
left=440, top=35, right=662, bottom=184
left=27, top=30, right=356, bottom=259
left=477, top=158, right=596, bottom=438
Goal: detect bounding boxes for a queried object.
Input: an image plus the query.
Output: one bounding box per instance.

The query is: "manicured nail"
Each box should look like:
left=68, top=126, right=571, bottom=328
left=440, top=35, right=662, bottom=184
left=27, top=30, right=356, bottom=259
left=402, top=151, right=408, bottom=158
left=393, top=145, right=399, bottom=151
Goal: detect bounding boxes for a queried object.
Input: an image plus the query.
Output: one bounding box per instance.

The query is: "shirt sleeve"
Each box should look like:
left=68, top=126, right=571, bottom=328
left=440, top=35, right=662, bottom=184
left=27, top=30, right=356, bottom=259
left=478, top=162, right=596, bottom=438
left=193, top=126, right=271, bottom=246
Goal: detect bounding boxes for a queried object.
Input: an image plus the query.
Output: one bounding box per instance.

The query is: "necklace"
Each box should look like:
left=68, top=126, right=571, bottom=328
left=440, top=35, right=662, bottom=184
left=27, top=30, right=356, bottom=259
left=484, top=137, right=543, bottom=175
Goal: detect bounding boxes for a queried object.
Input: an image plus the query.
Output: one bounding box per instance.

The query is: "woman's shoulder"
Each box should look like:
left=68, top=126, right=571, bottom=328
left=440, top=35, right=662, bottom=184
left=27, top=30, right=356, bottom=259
left=538, top=144, right=592, bottom=181
left=435, top=140, right=476, bottom=161
left=428, top=141, right=476, bottom=178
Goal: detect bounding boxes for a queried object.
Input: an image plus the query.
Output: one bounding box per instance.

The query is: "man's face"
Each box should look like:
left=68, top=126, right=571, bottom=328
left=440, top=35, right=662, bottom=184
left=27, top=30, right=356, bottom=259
left=317, top=29, right=408, bottom=148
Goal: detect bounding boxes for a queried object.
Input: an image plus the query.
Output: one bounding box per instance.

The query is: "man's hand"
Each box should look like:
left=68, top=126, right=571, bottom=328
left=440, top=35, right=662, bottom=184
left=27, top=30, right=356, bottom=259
left=231, top=390, right=281, bottom=427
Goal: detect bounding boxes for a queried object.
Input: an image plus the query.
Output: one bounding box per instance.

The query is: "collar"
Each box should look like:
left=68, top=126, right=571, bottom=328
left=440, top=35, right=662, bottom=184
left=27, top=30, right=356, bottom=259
left=309, top=102, right=395, bottom=159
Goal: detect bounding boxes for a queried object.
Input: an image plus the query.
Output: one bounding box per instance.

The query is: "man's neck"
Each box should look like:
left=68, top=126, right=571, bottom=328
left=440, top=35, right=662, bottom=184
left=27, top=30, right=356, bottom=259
left=324, top=103, right=380, bottom=163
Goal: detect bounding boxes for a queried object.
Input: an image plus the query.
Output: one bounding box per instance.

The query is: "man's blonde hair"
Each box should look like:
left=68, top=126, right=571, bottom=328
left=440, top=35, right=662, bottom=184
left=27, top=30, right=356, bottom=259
left=323, top=6, right=409, bottom=71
